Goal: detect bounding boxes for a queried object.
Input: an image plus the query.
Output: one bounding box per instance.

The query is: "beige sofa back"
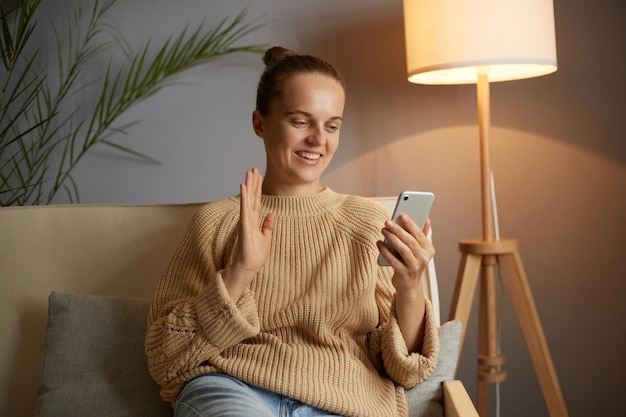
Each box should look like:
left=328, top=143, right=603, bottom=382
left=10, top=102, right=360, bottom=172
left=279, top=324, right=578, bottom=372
left=0, top=203, right=203, bottom=417
left=0, top=198, right=414, bottom=417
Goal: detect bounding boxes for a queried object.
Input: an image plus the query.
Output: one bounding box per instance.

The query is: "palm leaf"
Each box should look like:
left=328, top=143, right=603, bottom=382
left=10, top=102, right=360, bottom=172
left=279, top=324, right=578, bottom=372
left=0, top=0, right=265, bottom=206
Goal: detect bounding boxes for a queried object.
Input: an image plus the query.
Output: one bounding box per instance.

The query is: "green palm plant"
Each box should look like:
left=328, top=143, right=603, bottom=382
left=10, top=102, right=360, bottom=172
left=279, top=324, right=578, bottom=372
left=0, top=0, right=264, bottom=206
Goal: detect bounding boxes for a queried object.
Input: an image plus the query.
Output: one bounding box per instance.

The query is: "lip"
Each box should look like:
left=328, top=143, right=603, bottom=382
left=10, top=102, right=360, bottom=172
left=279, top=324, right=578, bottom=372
left=294, top=151, right=322, bottom=165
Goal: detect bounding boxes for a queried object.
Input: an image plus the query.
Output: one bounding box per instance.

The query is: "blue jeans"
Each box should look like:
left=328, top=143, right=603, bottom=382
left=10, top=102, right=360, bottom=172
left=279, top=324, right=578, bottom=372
left=174, top=374, right=344, bottom=417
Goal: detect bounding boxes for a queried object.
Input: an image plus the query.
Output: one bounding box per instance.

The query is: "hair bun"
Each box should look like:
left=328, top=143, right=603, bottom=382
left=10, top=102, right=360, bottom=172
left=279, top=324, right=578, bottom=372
left=263, top=46, right=296, bottom=69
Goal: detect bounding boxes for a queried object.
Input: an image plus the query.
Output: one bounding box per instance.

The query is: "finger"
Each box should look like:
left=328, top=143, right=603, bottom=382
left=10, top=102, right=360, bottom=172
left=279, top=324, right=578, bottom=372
left=241, top=170, right=256, bottom=224
left=396, top=214, right=431, bottom=247
left=422, top=217, right=431, bottom=236
left=245, top=168, right=258, bottom=212
left=380, top=227, right=415, bottom=268
left=252, top=168, right=263, bottom=211
left=239, top=182, right=246, bottom=208
left=396, top=214, right=422, bottom=237
left=377, top=240, right=406, bottom=269
left=382, top=218, right=416, bottom=253
left=383, top=217, right=432, bottom=267
left=241, top=171, right=251, bottom=209
left=262, top=212, right=275, bottom=237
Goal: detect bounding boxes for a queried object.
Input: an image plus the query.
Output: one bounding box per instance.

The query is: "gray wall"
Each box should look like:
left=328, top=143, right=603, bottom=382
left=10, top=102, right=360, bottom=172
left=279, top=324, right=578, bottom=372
left=39, top=0, right=626, bottom=416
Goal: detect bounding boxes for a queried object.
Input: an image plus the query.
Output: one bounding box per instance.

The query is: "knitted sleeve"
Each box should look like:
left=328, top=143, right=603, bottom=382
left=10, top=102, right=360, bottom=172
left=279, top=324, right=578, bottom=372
left=145, top=204, right=260, bottom=404
left=346, top=196, right=439, bottom=388
left=368, top=251, right=440, bottom=389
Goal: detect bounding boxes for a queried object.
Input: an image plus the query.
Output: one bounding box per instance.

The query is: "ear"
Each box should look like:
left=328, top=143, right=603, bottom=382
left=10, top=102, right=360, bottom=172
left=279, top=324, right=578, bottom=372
left=252, top=110, right=264, bottom=138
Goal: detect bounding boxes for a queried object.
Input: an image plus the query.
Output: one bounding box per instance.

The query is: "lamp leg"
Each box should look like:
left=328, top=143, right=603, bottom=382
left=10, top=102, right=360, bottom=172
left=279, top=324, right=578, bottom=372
left=499, top=251, right=569, bottom=417
left=449, top=239, right=569, bottom=417
left=477, top=255, right=507, bottom=416
left=449, top=252, right=482, bottom=362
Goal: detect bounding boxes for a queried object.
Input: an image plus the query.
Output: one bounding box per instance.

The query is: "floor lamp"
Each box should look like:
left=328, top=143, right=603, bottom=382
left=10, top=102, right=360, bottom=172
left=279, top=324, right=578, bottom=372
left=402, top=1, right=568, bottom=416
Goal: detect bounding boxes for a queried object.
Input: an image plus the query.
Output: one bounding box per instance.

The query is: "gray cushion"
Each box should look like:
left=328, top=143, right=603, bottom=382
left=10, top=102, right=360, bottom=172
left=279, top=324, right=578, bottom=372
left=406, top=320, right=462, bottom=417
left=34, top=292, right=460, bottom=417
left=34, top=292, right=172, bottom=417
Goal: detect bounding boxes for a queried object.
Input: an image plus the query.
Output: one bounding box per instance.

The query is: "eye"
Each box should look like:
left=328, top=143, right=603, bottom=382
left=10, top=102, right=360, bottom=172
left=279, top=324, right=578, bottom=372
left=326, top=122, right=341, bottom=133
left=290, top=119, right=309, bottom=128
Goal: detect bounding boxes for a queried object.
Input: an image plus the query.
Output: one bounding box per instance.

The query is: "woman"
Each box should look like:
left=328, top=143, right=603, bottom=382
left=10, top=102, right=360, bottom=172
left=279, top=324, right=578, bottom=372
left=146, top=46, right=439, bottom=417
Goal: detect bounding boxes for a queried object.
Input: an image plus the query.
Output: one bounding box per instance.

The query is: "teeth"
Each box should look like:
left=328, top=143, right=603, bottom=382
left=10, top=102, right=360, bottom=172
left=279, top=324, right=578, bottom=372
left=297, top=152, right=320, bottom=160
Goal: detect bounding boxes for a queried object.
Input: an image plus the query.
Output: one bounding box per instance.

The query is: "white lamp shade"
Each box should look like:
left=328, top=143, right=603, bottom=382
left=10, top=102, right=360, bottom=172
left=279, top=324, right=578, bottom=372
left=403, top=0, right=558, bottom=84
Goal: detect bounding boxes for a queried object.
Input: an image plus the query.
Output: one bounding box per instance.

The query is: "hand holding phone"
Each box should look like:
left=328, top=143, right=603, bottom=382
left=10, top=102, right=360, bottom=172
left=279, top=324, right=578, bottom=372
left=377, top=191, right=435, bottom=266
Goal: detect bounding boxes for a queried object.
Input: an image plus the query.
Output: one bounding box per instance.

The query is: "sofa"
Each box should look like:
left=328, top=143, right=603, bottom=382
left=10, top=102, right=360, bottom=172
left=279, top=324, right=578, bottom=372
left=0, top=201, right=479, bottom=417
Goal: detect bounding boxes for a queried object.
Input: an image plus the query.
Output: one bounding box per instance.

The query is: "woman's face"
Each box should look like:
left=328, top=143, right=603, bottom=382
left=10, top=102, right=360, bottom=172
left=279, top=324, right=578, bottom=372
left=253, top=72, right=345, bottom=195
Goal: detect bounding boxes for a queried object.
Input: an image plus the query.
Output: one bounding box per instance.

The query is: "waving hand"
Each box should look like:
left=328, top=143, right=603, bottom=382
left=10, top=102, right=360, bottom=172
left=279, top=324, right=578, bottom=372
left=223, top=167, right=275, bottom=301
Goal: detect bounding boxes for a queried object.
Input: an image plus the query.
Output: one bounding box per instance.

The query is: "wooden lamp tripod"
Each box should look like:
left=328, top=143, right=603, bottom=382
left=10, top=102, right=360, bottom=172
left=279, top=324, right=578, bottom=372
left=447, top=74, right=569, bottom=417
left=401, top=1, right=568, bottom=415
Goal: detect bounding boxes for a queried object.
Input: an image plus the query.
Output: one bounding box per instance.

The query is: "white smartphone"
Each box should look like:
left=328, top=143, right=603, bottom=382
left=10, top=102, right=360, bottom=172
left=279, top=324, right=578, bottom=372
left=377, top=191, right=435, bottom=266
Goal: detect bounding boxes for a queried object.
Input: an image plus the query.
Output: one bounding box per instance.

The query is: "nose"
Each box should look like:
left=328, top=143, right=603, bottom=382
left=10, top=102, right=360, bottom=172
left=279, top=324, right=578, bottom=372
left=306, top=124, right=326, bottom=146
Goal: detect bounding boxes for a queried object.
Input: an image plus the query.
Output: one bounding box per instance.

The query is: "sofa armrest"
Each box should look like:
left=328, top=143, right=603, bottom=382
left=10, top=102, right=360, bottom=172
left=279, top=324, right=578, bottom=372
left=443, top=380, right=479, bottom=417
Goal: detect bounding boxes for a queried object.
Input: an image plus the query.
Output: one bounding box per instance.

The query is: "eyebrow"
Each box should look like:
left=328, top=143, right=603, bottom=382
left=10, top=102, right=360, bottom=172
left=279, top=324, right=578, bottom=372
left=284, top=110, right=343, bottom=122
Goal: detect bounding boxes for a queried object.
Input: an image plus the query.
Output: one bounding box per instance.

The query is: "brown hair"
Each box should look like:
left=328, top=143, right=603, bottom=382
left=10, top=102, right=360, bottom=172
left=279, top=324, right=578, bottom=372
left=255, top=46, right=346, bottom=116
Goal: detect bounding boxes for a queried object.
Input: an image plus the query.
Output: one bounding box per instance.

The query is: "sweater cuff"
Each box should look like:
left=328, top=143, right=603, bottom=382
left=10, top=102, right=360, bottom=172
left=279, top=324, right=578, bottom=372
left=195, top=270, right=260, bottom=350
left=381, top=298, right=440, bottom=388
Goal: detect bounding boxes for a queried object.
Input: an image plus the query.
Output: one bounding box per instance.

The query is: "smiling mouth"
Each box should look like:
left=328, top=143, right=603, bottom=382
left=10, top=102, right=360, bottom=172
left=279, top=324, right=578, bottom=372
left=295, top=151, right=321, bottom=160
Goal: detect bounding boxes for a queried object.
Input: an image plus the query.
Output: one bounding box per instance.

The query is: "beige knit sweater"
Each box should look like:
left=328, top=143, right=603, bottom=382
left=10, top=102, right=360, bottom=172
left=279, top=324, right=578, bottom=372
left=146, top=189, right=439, bottom=417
